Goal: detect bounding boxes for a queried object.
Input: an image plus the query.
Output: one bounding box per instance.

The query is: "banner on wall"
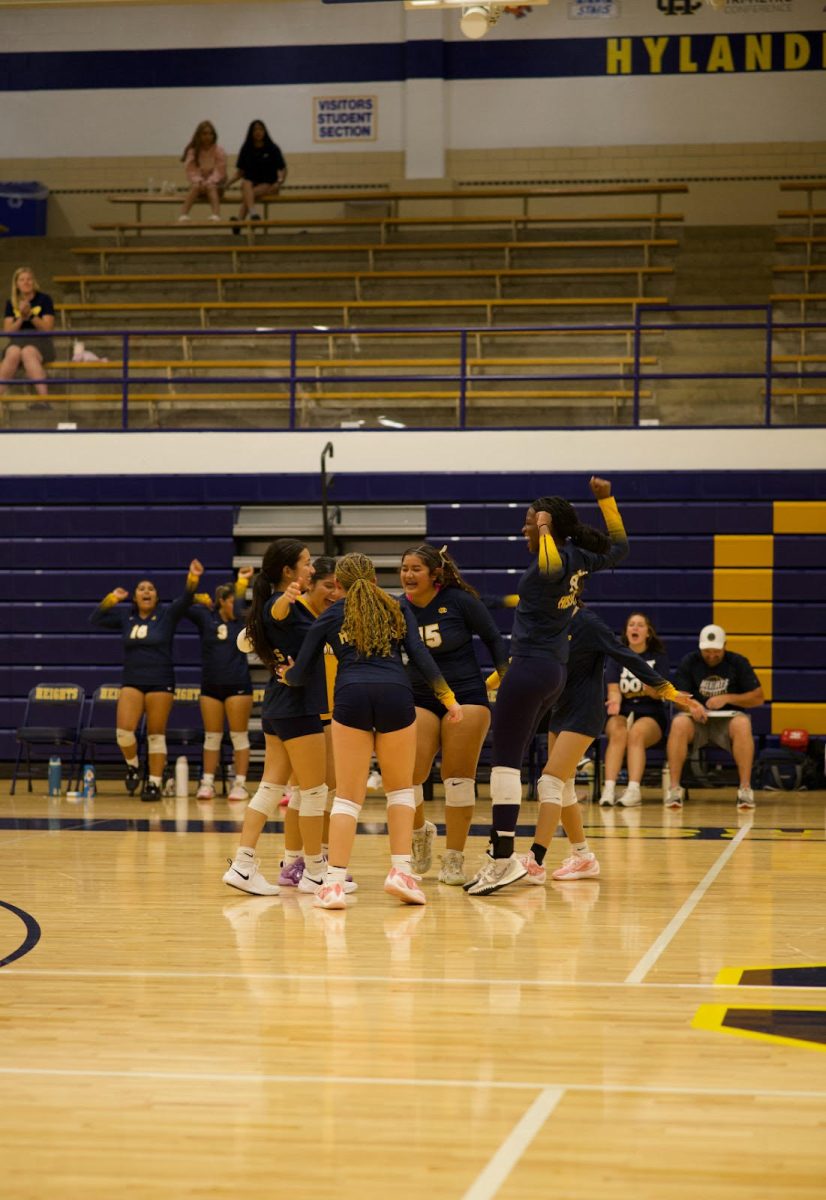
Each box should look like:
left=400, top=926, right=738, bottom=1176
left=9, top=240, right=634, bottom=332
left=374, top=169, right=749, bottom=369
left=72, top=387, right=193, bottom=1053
left=568, top=0, right=621, bottom=17
left=314, top=96, right=377, bottom=142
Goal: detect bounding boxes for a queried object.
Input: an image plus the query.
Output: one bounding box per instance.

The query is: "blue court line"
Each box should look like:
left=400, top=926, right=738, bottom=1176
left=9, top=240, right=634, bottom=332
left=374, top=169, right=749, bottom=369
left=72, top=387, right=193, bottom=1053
left=0, top=816, right=819, bottom=840
left=0, top=899, right=42, bottom=969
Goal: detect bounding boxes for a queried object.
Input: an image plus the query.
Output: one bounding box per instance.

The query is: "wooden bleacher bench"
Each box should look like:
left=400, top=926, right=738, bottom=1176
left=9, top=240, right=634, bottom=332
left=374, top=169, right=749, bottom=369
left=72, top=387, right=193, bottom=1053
left=50, top=354, right=657, bottom=373
left=90, top=212, right=685, bottom=246
left=71, top=237, right=680, bottom=273
left=770, top=384, right=826, bottom=420
left=106, top=182, right=689, bottom=223
left=54, top=264, right=674, bottom=303
left=55, top=295, right=670, bottom=330
left=771, top=292, right=826, bottom=312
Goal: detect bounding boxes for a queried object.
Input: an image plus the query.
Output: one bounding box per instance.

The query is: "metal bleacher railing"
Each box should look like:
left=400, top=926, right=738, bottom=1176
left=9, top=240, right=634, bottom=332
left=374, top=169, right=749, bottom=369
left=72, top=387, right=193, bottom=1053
left=2, top=304, right=825, bottom=429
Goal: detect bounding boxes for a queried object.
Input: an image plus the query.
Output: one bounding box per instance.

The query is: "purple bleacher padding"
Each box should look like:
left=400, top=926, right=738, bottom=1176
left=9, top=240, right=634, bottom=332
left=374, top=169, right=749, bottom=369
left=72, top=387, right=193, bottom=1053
left=773, top=671, right=826, bottom=703
left=775, top=537, right=826, bottom=568
left=773, top=637, right=826, bottom=669
left=7, top=666, right=201, bottom=698
left=8, top=633, right=202, bottom=667
left=9, top=572, right=205, bottom=602
left=774, top=573, right=826, bottom=602
left=9, top=539, right=231, bottom=571
left=0, top=506, right=234, bottom=539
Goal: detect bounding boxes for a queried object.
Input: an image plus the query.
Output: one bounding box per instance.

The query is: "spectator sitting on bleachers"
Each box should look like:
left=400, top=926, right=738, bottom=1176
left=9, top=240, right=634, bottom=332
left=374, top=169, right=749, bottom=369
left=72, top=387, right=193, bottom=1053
left=599, top=611, right=672, bottom=809
left=178, top=120, right=228, bottom=223
left=228, top=119, right=287, bottom=234
left=0, top=266, right=55, bottom=400
left=665, top=623, right=764, bottom=813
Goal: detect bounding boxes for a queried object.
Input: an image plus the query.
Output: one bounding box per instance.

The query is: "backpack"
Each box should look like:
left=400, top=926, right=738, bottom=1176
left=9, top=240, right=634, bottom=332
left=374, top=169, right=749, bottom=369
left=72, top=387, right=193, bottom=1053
left=756, top=747, right=807, bottom=791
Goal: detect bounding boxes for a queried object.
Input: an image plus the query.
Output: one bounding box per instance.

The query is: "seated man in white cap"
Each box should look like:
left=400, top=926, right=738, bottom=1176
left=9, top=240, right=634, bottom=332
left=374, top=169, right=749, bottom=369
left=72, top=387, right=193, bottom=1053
left=665, top=624, right=764, bottom=812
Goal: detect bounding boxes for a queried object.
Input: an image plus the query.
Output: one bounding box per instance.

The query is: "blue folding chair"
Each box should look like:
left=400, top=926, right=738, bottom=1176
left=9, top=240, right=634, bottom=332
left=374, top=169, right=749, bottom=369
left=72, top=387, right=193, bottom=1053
left=12, top=683, right=86, bottom=794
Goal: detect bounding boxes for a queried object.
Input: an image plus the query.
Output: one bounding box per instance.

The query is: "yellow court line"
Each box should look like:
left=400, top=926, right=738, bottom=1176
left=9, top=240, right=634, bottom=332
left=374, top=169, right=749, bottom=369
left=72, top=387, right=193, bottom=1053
left=693, top=1003, right=826, bottom=1054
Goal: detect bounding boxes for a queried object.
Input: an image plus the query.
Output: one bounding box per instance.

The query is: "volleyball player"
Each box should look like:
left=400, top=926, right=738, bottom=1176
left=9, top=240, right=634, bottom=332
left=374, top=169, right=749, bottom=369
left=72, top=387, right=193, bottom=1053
left=399, top=543, right=508, bottom=885
left=187, top=566, right=254, bottom=802
left=516, top=604, right=691, bottom=886
left=222, top=539, right=332, bottom=897
left=281, top=552, right=463, bottom=910
left=90, top=559, right=204, bottom=801
left=466, top=476, right=628, bottom=896
left=278, top=556, right=344, bottom=887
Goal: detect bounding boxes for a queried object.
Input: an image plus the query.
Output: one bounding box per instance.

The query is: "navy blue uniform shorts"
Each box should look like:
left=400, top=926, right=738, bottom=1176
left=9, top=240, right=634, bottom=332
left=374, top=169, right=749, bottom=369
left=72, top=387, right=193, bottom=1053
left=262, top=713, right=324, bottom=741
left=201, top=683, right=253, bottom=703
left=334, top=682, right=416, bottom=733
left=491, top=655, right=566, bottom=770
left=413, top=682, right=489, bottom=718
left=122, top=681, right=175, bottom=695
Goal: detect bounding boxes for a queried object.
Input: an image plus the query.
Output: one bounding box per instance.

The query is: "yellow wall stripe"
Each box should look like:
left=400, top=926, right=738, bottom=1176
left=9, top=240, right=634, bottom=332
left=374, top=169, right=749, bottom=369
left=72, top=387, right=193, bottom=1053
left=714, top=535, right=774, bottom=568
left=724, top=635, right=772, bottom=666
left=771, top=703, right=826, bottom=736
left=774, top=501, right=826, bottom=534
left=713, top=601, right=772, bottom=636
left=713, top=568, right=773, bottom=601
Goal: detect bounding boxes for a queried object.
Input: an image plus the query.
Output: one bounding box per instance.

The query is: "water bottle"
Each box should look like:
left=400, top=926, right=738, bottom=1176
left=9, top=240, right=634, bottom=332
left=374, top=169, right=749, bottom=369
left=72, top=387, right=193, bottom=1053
left=175, top=755, right=190, bottom=797
left=82, top=763, right=96, bottom=800
left=661, top=763, right=671, bottom=801
left=48, top=755, right=62, bottom=797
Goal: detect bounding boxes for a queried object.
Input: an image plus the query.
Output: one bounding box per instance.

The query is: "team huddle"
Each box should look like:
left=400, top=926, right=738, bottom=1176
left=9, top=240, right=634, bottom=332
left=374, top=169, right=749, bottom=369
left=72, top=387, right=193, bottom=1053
left=92, top=474, right=752, bottom=911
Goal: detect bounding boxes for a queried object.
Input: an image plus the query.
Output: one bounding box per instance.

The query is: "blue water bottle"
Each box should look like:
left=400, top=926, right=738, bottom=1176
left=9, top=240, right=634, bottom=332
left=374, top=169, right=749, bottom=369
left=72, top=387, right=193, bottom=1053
left=48, top=755, right=62, bottom=797
left=82, top=763, right=96, bottom=800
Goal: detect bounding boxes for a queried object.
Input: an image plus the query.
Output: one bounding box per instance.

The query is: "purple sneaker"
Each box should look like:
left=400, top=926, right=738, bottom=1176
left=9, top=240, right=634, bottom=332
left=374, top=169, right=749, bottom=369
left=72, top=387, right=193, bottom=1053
left=278, top=857, right=305, bottom=887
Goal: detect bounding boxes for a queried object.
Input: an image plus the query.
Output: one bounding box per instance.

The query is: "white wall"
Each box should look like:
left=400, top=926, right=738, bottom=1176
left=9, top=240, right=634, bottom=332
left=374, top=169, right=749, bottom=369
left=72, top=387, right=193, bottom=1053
left=1, top=0, right=822, bottom=160
left=1, top=428, right=823, bottom=476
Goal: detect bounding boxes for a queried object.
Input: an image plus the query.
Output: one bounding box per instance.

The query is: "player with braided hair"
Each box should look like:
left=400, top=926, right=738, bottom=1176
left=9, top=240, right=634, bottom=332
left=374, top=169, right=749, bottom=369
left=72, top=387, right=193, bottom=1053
left=281, top=552, right=463, bottom=909
left=399, top=543, right=508, bottom=885
left=465, top=475, right=629, bottom=896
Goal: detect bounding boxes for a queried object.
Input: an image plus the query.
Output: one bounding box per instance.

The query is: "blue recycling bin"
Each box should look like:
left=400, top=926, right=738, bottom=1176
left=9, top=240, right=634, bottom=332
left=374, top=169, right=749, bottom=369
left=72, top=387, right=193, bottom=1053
left=0, top=182, right=49, bottom=236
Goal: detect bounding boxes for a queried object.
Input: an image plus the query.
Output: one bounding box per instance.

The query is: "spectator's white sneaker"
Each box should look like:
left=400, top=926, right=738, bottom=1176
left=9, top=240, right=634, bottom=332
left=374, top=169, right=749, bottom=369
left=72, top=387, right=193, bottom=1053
left=208, top=213, right=221, bottom=222
left=222, top=857, right=279, bottom=895
left=598, top=783, right=616, bottom=807
left=227, top=782, right=249, bottom=802
left=196, top=780, right=215, bottom=800
left=177, top=213, right=191, bottom=222
left=616, top=783, right=642, bottom=808
left=411, top=820, right=436, bottom=875
left=664, top=786, right=684, bottom=810
left=737, top=786, right=756, bottom=811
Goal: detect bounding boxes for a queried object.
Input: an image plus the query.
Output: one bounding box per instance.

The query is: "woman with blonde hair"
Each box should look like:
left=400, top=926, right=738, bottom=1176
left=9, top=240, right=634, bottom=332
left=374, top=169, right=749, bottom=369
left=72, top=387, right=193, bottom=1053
left=0, top=266, right=55, bottom=399
left=178, top=120, right=228, bottom=222
left=282, top=552, right=463, bottom=910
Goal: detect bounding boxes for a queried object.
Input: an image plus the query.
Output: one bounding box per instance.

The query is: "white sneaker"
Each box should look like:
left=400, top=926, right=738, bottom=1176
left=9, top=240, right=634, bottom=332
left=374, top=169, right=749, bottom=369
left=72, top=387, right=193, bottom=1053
left=664, top=786, right=685, bottom=810
left=227, top=782, right=249, bottom=802
left=737, top=786, right=756, bottom=810
left=551, top=851, right=600, bottom=881
left=177, top=213, right=191, bottom=222
left=208, top=213, right=221, bottom=222
left=598, top=784, right=616, bottom=807
left=616, top=784, right=641, bottom=808
left=297, top=870, right=357, bottom=894
left=196, top=780, right=215, bottom=800
left=438, top=849, right=466, bottom=886
left=222, top=857, right=279, bottom=895
left=313, top=882, right=347, bottom=910
left=366, top=770, right=383, bottom=791
left=384, top=867, right=426, bottom=905
left=465, top=854, right=527, bottom=896
left=411, top=820, right=436, bottom=875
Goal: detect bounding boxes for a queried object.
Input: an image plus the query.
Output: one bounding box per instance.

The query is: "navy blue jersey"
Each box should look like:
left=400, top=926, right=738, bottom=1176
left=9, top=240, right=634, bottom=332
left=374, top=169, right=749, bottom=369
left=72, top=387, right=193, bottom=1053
left=674, top=650, right=761, bottom=713
left=399, top=587, right=508, bottom=700
left=260, top=597, right=327, bottom=720
left=90, top=587, right=195, bottom=689
left=511, top=496, right=629, bottom=663
left=605, top=647, right=671, bottom=721
left=187, top=598, right=251, bottom=692
left=549, top=608, right=674, bottom=739
left=285, top=598, right=455, bottom=705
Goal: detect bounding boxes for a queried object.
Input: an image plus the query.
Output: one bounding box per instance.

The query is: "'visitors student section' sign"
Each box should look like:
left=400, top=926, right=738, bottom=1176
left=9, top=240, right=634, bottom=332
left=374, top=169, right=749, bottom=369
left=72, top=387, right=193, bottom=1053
left=314, top=96, right=378, bottom=142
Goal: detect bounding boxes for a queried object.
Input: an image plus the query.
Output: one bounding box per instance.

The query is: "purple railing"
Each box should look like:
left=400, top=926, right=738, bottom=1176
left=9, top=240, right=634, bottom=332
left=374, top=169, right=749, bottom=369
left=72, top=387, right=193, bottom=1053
left=1, top=305, right=824, bottom=430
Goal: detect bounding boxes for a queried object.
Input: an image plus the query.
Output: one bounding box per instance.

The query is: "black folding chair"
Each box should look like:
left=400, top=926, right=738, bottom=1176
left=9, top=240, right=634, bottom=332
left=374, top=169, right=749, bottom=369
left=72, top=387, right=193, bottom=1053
left=12, top=683, right=86, bottom=794
left=77, top=684, right=144, bottom=789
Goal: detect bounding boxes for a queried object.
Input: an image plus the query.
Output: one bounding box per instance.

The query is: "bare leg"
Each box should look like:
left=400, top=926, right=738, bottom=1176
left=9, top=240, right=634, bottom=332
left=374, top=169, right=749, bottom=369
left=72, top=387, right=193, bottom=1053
left=144, top=691, right=175, bottom=778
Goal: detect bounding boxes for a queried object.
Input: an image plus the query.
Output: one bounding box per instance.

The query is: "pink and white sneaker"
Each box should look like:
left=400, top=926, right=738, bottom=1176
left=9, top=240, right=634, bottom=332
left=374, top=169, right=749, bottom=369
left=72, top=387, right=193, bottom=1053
left=196, top=781, right=215, bottom=800
left=227, top=782, right=249, bottom=802
left=313, top=882, right=347, bottom=910
left=518, top=851, right=547, bottom=886
left=551, top=852, right=601, bottom=881
left=383, top=867, right=426, bottom=905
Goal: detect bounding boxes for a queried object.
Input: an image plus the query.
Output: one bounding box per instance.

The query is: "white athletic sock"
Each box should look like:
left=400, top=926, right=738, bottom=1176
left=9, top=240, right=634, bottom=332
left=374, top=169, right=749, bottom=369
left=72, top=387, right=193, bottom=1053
left=126, top=755, right=139, bottom=768
left=234, top=775, right=246, bottom=787
left=282, top=848, right=302, bottom=866
left=149, top=775, right=162, bottom=787
left=237, top=846, right=255, bottom=861
left=391, top=854, right=412, bottom=872
left=202, top=773, right=215, bottom=786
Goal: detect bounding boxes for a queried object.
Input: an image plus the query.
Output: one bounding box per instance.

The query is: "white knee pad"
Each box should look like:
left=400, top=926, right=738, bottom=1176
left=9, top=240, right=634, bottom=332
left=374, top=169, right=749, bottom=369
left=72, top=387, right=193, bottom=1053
left=386, top=788, right=416, bottom=811
left=147, top=734, right=167, bottom=756
left=230, top=731, right=250, bottom=752
left=203, top=731, right=223, bottom=752
left=490, top=766, right=522, bottom=807
left=537, top=774, right=564, bottom=807
left=287, top=785, right=301, bottom=811
left=561, top=777, right=578, bottom=808
left=116, top=727, right=135, bottom=748
left=299, top=784, right=328, bottom=818
left=412, top=783, right=424, bottom=806
left=444, top=776, right=475, bottom=808
left=249, top=781, right=286, bottom=818
left=330, top=796, right=361, bottom=822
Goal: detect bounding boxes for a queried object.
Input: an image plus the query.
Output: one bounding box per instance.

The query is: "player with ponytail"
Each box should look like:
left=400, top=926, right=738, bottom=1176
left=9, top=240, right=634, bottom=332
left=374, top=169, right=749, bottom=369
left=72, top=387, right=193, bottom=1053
left=281, top=552, right=463, bottom=910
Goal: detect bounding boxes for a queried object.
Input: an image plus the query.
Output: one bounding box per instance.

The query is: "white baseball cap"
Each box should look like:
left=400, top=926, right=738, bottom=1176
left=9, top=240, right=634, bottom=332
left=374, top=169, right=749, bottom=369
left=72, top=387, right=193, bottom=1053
left=699, top=623, right=726, bottom=650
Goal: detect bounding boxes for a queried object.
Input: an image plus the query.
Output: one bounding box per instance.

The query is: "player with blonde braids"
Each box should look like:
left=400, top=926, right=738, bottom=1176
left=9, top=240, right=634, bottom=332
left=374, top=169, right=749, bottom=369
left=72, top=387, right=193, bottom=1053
left=281, top=552, right=463, bottom=910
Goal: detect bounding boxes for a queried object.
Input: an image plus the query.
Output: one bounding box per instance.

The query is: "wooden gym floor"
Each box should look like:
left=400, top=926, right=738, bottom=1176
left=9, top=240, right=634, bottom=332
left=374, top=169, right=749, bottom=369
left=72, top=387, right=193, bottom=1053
left=1, top=780, right=825, bottom=1200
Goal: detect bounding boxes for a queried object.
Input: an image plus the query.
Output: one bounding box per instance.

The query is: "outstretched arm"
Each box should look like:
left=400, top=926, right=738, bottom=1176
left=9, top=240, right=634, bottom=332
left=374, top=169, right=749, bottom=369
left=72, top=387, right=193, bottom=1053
left=90, top=587, right=129, bottom=629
